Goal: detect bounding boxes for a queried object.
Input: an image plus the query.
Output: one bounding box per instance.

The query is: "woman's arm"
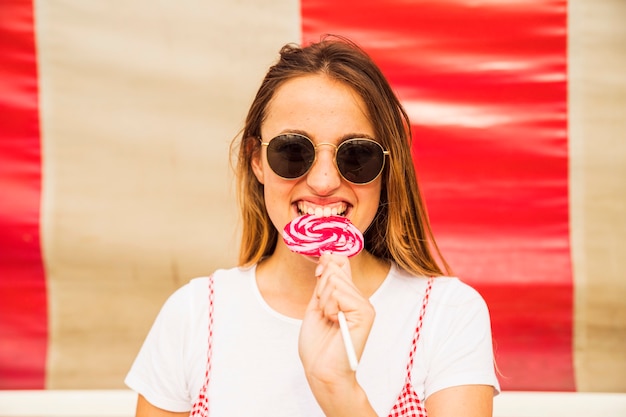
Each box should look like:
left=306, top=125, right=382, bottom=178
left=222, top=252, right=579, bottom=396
left=135, top=395, right=190, bottom=417
left=425, top=385, right=494, bottom=417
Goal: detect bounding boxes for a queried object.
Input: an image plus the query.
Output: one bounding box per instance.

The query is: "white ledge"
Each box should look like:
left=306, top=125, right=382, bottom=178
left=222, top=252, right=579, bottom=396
left=0, top=390, right=625, bottom=416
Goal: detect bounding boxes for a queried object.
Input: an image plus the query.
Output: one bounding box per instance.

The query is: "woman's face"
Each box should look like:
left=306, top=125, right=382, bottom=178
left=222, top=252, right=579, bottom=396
left=252, top=74, right=382, bottom=244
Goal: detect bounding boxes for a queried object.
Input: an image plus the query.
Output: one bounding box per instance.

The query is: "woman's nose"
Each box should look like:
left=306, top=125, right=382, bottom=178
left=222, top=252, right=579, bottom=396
left=305, top=145, right=341, bottom=195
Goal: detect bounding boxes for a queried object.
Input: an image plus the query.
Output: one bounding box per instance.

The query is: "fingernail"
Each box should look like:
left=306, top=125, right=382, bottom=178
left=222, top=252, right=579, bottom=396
left=315, top=264, right=323, bottom=277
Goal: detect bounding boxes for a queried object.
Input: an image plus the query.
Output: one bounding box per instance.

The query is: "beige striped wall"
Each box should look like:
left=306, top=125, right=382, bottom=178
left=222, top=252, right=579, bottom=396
left=34, top=0, right=626, bottom=390
left=569, top=0, right=626, bottom=392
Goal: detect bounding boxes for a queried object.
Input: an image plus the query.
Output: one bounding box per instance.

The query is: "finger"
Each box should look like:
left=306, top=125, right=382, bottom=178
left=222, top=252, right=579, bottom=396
left=315, top=261, right=351, bottom=301
left=317, top=252, right=350, bottom=273
left=317, top=282, right=340, bottom=320
left=316, top=253, right=351, bottom=286
left=317, top=274, right=364, bottom=322
left=319, top=282, right=364, bottom=317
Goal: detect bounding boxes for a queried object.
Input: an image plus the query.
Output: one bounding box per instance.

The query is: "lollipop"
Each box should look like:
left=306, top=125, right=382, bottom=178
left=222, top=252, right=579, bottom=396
left=282, top=214, right=364, bottom=257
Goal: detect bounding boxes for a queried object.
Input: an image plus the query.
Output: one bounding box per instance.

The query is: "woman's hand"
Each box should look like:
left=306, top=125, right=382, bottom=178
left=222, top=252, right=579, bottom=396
left=298, top=253, right=377, bottom=416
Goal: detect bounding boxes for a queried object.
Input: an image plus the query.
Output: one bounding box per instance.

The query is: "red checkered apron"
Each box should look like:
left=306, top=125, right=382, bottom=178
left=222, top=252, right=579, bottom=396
left=387, top=277, right=433, bottom=417
left=190, top=275, right=433, bottom=417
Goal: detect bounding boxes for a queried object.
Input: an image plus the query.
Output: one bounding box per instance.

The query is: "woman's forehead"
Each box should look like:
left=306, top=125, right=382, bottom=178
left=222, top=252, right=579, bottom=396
left=262, top=74, right=375, bottom=142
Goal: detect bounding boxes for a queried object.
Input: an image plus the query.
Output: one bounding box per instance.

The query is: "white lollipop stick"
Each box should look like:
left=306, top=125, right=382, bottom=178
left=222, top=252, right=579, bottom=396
left=337, top=311, right=358, bottom=371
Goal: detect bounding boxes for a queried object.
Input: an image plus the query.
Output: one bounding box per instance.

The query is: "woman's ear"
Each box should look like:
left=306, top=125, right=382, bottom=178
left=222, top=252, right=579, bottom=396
left=250, top=138, right=265, bottom=184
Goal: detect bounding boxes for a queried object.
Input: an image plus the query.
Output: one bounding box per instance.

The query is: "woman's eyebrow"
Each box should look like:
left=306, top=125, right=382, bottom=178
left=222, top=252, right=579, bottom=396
left=273, top=130, right=376, bottom=141
left=275, top=128, right=310, bottom=138
left=339, top=132, right=376, bottom=141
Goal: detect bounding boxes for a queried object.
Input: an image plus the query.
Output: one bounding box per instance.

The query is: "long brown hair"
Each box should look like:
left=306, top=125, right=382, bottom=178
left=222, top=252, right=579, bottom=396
left=233, top=35, right=451, bottom=277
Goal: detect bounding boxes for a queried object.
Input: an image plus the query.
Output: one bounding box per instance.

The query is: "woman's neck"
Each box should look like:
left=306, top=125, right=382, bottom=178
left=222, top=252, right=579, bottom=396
left=254, top=244, right=390, bottom=319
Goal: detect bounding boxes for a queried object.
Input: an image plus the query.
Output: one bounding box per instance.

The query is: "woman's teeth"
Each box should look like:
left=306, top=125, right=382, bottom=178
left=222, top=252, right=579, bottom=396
left=297, top=202, right=346, bottom=217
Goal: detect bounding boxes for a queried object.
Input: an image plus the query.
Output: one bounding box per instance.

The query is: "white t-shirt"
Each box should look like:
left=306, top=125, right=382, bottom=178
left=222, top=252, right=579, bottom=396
left=125, top=264, right=499, bottom=416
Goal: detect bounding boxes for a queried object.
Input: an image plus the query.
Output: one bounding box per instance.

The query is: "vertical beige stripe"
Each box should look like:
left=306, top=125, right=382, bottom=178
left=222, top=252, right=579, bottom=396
left=570, top=0, right=626, bottom=391
left=37, top=0, right=300, bottom=388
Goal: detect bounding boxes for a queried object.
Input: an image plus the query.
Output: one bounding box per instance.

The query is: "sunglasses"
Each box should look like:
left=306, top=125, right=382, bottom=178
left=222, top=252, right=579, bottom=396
left=260, top=133, right=389, bottom=185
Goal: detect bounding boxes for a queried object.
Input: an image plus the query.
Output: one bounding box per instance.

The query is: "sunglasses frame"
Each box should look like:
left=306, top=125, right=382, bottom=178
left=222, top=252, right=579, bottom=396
left=260, top=133, right=390, bottom=185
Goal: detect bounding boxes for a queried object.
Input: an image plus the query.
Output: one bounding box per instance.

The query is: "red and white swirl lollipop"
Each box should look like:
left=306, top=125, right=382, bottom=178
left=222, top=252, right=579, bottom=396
left=282, top=214, right=364, bottom=257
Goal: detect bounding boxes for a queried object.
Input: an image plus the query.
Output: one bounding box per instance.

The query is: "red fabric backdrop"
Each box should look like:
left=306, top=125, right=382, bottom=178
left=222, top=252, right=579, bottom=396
left=0, top=0, right=48, bottom=389
left=302, top=0, right=573, bottom=391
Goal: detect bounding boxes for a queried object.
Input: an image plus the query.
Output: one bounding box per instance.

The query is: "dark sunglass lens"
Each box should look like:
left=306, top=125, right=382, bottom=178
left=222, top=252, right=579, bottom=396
left=266, top=135, right=315, bottom=179
left=337, top=140, right=385, bottom=184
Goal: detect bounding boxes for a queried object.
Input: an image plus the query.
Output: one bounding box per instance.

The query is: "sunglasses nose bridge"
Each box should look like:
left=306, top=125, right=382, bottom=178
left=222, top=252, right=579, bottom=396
left=313, top=142, right=339, bottom=153
left=311, top=142, right=339, bottom=165
left=305, top=142, right=343, bottom=189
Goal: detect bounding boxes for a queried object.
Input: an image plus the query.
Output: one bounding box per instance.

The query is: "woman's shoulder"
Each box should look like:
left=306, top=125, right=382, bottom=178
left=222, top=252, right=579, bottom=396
left=187, top=265, right=255, bottom=287
left=163, top=265, right=255, bottom=308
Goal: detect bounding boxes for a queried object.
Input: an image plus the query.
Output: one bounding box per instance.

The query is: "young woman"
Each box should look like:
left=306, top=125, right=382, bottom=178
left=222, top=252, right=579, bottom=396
left=126, top=36, right=500, bottom=417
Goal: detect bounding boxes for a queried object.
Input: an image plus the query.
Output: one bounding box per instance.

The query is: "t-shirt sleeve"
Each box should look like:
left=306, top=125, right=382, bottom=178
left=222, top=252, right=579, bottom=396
left=421, top=280, right=500, bottom=399
left=124, top=283, right=197, bottom=412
